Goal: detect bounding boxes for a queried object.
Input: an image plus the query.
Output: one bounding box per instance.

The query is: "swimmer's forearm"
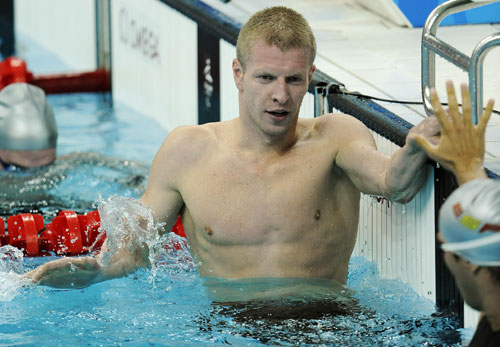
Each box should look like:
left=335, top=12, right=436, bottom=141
left=382, top=144, right=429, bottom=203
left=98, top=243, right=151, bottom=280
left=24, top=245, right=150, bottom=289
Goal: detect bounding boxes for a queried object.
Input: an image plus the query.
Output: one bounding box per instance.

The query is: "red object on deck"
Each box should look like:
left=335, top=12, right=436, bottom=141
left=0, top=56, right=111, bottom=94
left=31, top=69, right=111, bottom=94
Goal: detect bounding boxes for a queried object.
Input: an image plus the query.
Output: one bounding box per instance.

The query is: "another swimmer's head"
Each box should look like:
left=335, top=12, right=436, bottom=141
left=439, top=179, right=500, bottom=296
left=439, top=179, right=500, bottom=267
left=0, top=83, right=57, bottom=170
left=236, top=6, right=316, bottom=71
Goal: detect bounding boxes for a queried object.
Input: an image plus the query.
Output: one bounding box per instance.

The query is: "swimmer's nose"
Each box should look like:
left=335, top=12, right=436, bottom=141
left=271, top=78, right=289, bottom=104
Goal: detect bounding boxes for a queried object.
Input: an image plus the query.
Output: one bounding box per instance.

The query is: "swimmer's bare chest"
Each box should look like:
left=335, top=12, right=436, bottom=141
left=178, top=141, right=360, bottom=280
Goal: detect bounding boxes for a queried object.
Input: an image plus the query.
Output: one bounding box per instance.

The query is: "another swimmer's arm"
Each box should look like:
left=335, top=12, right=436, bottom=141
left=415, top=81, right=493, bottom=185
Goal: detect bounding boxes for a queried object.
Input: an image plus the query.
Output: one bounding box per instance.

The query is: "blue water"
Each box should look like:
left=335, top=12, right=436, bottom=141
left=1, top=251, right=464, bottom=346
left=0, top=92, right=470, bottom=345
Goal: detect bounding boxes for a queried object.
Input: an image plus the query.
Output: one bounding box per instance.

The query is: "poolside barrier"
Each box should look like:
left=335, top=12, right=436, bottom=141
left=0, top=211, right=186, bottom=257
left=0, top=57, right=111, bottom=94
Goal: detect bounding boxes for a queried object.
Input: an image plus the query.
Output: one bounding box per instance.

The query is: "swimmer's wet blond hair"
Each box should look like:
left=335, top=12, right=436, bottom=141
left=236, top=6, right=316, bottom=70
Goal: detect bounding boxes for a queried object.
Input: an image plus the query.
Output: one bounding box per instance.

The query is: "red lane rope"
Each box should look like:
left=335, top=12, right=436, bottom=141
left=0, top=212, right=185, bottom=257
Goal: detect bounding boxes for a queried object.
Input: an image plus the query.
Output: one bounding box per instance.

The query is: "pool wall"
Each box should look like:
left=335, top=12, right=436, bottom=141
left=12, top=0, right=479, bottom=329
left=14, top=0, right=97, bottom=73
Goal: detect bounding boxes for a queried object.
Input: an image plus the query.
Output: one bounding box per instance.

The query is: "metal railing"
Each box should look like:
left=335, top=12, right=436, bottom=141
left=422, top=0, right=500, bottom=123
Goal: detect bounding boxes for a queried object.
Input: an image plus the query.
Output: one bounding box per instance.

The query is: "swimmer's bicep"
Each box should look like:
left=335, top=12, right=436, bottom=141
left=334, top=123, right=390, bottom=195
left=142, top=128, right=188, bottom=224
left=141, top=170, right=183, bottom=231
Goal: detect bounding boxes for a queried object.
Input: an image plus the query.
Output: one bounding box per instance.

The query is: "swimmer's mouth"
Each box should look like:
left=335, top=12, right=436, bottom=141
left=266, top=110, right=290, bottom=119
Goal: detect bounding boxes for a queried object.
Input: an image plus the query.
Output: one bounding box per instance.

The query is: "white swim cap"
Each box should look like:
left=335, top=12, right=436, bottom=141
left=439, top=179, right=500, bottom=266
left=0, top=83, right=57, bottom=150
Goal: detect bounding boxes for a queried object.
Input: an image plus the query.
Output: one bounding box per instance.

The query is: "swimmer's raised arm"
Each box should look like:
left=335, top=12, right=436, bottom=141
left=415, top=81, right=494, bottom=185
left=333, top=112, right=439, bottom=203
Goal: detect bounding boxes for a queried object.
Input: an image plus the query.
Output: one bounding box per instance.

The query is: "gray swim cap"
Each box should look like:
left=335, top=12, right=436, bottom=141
left=439, top=179, right=500, bottom=266
left=0, top=83, right=57, bottom=150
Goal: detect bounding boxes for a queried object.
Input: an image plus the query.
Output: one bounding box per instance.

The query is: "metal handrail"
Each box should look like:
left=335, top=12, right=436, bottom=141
left=422, top=0, right=500, bottom=123
left=469, top=32, right=500, bottom=121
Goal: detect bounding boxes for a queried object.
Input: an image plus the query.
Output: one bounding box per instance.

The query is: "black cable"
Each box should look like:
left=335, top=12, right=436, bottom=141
left=330, top=88, right=500, bottom=116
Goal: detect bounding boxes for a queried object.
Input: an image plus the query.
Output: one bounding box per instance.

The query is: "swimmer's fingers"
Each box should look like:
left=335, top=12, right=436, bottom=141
left=22, top=258, right=68, bottom=283
left=460, top=83, right=472, bottom=132
left=445, top=81, right=461, bottom=127
left=430, top=88, right=450, bottom=135
left=23, top=257, right=100, bottom=288
left=477, top=98, right=494, bottom=137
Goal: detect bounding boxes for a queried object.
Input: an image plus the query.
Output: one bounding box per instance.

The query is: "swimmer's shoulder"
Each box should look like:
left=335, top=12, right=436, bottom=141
left=300, top=113, right=371, bottom=141
left=154, top=123, right=225, bottom=166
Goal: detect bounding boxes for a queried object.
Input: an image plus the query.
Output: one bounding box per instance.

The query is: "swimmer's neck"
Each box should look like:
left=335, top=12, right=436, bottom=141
left=234, top=117, right=300, bottom=153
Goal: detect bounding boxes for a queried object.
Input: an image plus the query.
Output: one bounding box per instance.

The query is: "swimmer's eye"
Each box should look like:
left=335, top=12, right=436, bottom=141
left=255, top=74, right=304, bottom=84
left=257, top=74, right=275, bottom=82
left=286, top=76, right=303, bottom=84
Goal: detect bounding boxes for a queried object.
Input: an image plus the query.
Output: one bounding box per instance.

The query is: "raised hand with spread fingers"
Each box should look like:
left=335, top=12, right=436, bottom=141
left=415, top=80, right=494, bottom=185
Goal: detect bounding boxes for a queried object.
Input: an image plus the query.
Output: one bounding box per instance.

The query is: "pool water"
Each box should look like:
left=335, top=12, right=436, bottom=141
left=0, top=93, right=469, bottom=346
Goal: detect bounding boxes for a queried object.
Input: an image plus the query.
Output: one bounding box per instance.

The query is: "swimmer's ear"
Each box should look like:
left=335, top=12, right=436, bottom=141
left=308, top=64, right=316, bottom=83
left=233, top=58, right=244, bottom=91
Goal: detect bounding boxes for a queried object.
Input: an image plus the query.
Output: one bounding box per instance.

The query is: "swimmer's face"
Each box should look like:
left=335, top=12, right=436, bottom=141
left=0, top=148, right=56, bottom=169
left=233, top=39, right=315, bottom=137
left=438, top=231, right=483, bottom=311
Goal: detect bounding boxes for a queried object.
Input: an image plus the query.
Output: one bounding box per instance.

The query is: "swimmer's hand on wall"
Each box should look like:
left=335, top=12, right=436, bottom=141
left=405, top=113, right=440, bottom=153
left=415, top=81, right=494, bottom=185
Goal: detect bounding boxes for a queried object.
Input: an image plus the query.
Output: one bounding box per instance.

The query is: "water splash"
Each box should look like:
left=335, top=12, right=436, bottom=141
left=0, top=245, right=26, bottom=301
left=97, top=196, right=163, bottom=278
left=96, top=195, right=194, bottom=281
